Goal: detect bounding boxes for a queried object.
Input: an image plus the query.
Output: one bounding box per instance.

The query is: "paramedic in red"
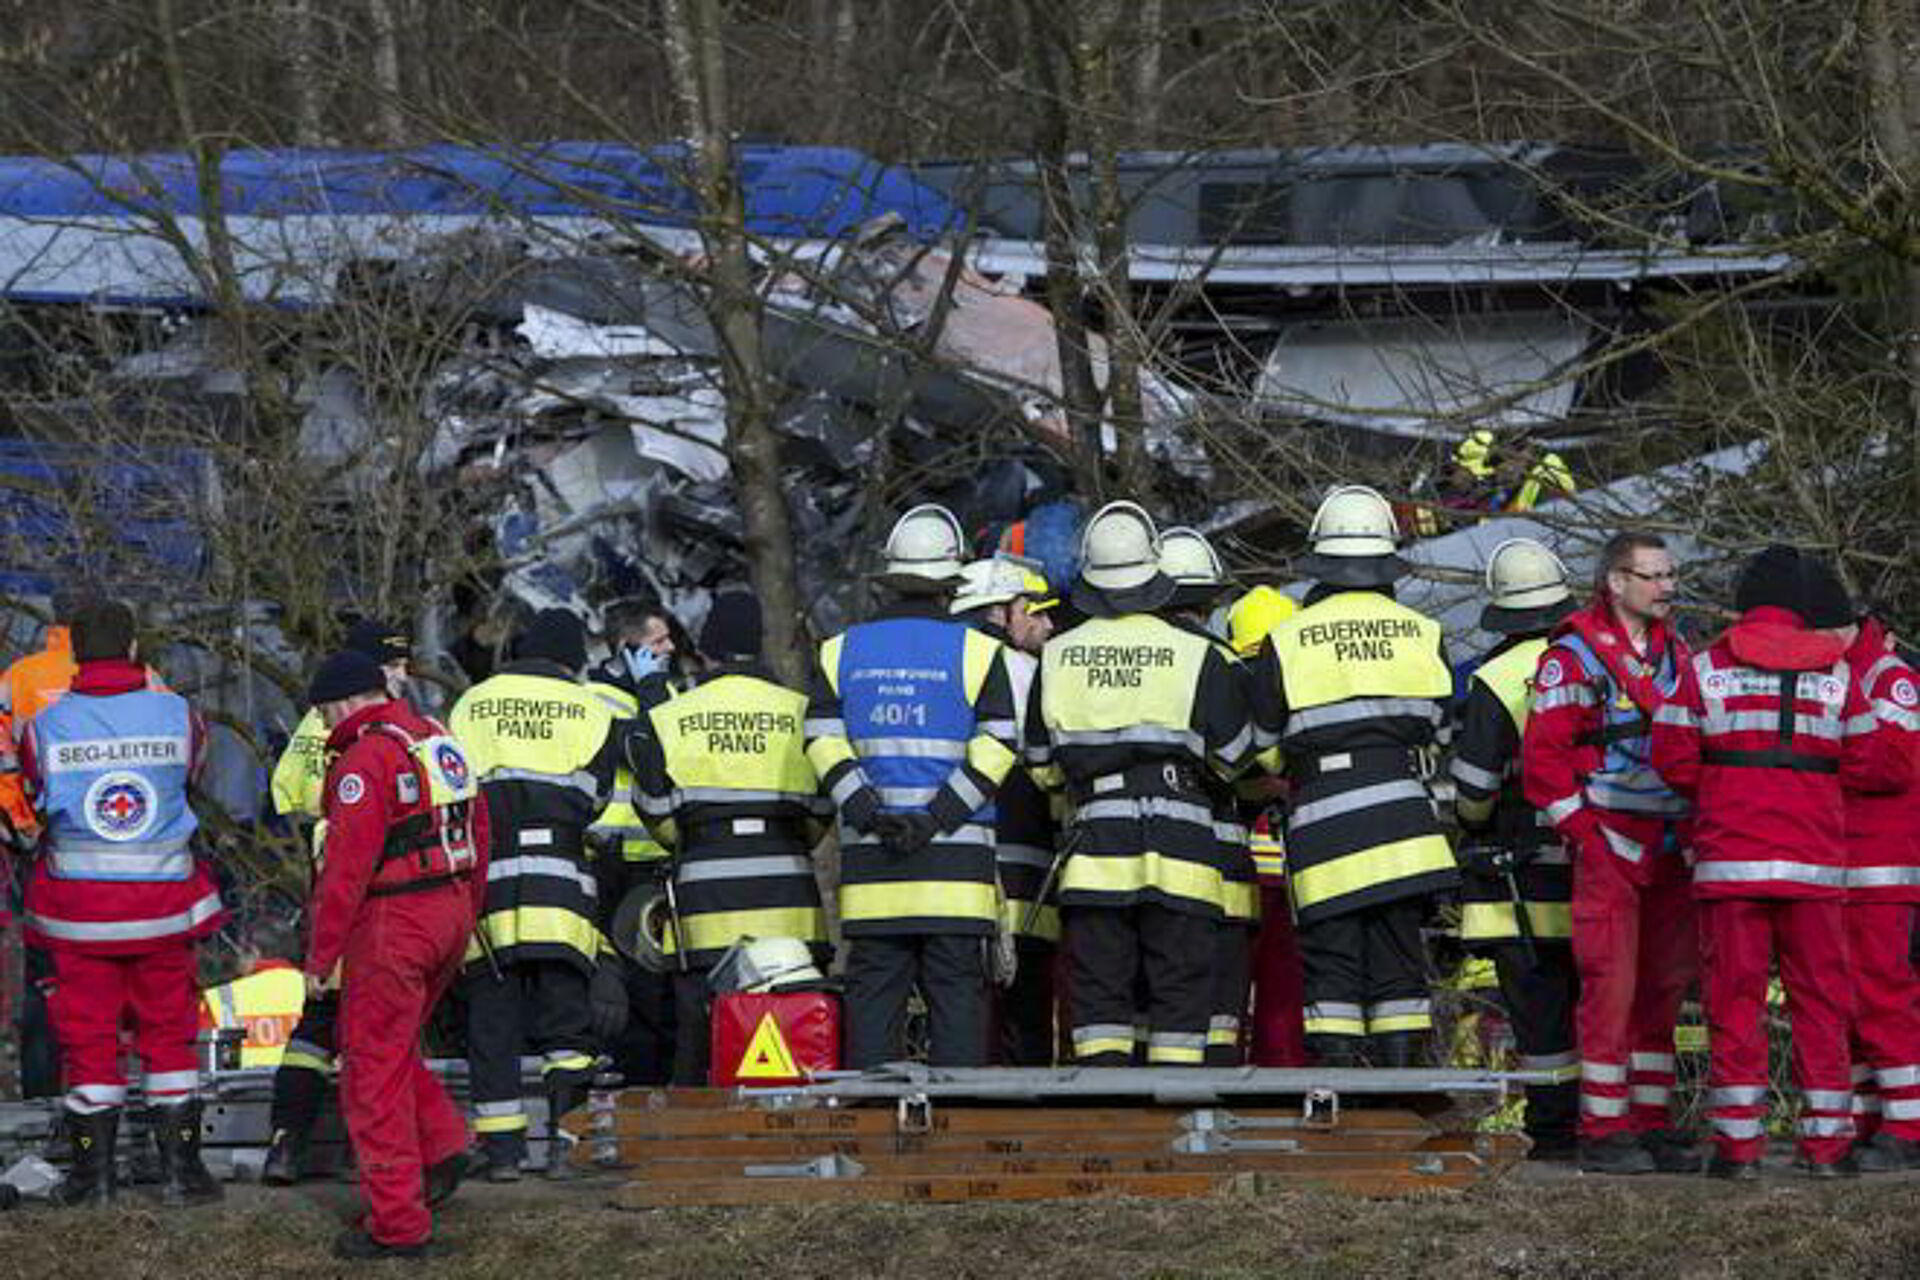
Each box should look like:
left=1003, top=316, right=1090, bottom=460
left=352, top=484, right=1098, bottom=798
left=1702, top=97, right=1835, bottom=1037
left=306, top=651, right=489, bottom=1260
left=20, top=598, right=223, bottom=1208
left=1651, top=546, right=1906, bottom=1178
left=1841, top=609, right=1920, bottom=1169
left=1520, top=531, right=1696, bottom=1175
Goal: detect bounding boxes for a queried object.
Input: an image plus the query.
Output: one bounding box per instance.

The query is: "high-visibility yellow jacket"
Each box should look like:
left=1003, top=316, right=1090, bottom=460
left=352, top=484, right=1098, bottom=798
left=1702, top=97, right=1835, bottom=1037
left=198, top=962, right=307, bottom=1068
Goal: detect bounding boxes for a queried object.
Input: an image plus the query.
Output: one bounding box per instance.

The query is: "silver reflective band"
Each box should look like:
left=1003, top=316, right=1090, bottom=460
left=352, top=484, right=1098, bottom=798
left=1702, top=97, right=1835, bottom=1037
left=1290, top=779, right=1431, bottom=830
left=1628, top=1086, right=1671, bottom=1106
left=1284, top=698, right=1442, bottom=737
left=877, top=785, right=938, bottom=808
left=27, top=891, right=222, bottom=943
left=1148, top=1032, right=1206, bottom=1049
left=1520, top=1050, right=1579, bottom=1072
left=1217, top=723, right=1253, bottom=763
left=858, top=737, right=968, bottom=761
left=1693, top=860, right=1847, bottom=888
left=1699, top=709, right=1840, bottom=739
left=1885, top=1098, right=1920, bottom=1120
left=1581, top=1060, right=1628, bottom=1084
left=1802, top=1090, right=1853, bottom=1112
left=1842, top=713, right=1879, bottom=736
left=1712, top=1117, right=1764, bottom=1140
left=1580, top=1094, right=1628, bottom=1116
left=488, top=856, right=597, bottom=896
left=1585, top=776, right=1690, bottom=815
left=677, top=856, right=813, bottom=884
left=680, top=786, right=812, bottom=806
left=487, top=767, right=601, bottom=798
left=1872, top=702, right=1920, bottom=731
left=1532, top=685, right=1595, bottom=711
left=1208, top=1016, right=1241, bottom=1033
left=1602, top=827, right=1645, bottom=863
left=46, top=844, right=192, bottom=880
left=473, top=1100, right=523, bottom=1118
left=1629, top=1052, right=1676, bottom=1073
left=1651, top=703, right=1694, bottom=727
left=144, top=1069, right=199, bottom=1095
left=997, top=844, right=1054, bottom=870
left=1304, top=1001, right=1364, bottom=1021
left=1707, top=1085, right=1767, bottom=1107
left=1798, top=1116, right=1852, bottom=1137
left=1053, top=725, right=1207, bottom=754
left=519, top=828, right=554, bottom=847
left=1878, top=1065, right=1920, bottom=1089
left=977, top=719, right=1018, bottom=741
left=827, top=772, right=867, bottom=807
left=1071, top=1023, right=1135, bottom=1045
left=1543, top=794, right=1584, bottom=824
left=1847, top=866, right=1920, bottom=889
left=947, top=771, right=988, bottom=813
left=1366, top=999, right=1431, bottom=1019
left=1078, top=796, right=1216, bottom=828
left=1448, top=757, right=1504, bottom=793
left=803, top=718, right=844, bottom=739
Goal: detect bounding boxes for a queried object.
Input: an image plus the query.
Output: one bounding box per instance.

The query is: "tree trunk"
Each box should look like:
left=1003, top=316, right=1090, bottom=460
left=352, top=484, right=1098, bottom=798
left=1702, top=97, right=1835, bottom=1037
left=284, top=0, right=324, bottom=145
left=1862, top=0, right=1920, bottom=516
left=662, top=0, right=806, bottom=685
left=366, top=0, right=406, bottom=144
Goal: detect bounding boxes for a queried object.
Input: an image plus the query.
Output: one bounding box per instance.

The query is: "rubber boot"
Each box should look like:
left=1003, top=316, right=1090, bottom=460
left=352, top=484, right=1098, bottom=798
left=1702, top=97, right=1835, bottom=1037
left=1304, top=1034, right=1365, bottom=1068
left=1705, top=1151, right=1761, bottom=1181
left=151, top=1101, right=224, bottom=1207
left=1855, top=1131, right=1920, bottom=1173
left=50, top=1108, right=119, bottom=1208
left=261, top=1128, right=307, bottom=1186
left=424, top=1150, right=466, bottom=1208
left=1641, top=1128, right=1703, bottom=1174
left=1794, top=1151, right=1860, bottom=1179
left=477, top=1132, right=524, bottom=1184
left=1368, top=1031, right=1428, bottom=1069
left=544, top=1081, right=590, bottom=1181
left=1580, top=1131, right=1656, bottom=1175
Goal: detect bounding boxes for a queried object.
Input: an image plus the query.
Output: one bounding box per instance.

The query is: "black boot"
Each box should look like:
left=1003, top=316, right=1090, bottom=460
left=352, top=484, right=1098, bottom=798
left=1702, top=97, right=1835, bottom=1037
left=477, top=1133, right=524, bottom=1184
left=332, top=1229, right=441, bottom=1261
left=1368, top=1032, right=1428, bottom=1069
left=1641, top=1128, right=1703, bottom=1174
left=1580, top=1131, right=1656, bottom=1175
left=151, top=1101, right=224, bottom=1207
left=543, top=1082, right=590, bottom=1180
left=1855, top=1131, right=1920, bottom=1173
left=1304, top=1034, right=1366, bottom=1068
left=423, top=1151, right=465, bottom=1208
left=1706, top=1151, right=1762, bottom=1181
left=50, top=1108, right=119, bottom=1208
left=1795, top=1151, right=1860, bottom=1179
left=261, top=1128, right=307, bottom=1186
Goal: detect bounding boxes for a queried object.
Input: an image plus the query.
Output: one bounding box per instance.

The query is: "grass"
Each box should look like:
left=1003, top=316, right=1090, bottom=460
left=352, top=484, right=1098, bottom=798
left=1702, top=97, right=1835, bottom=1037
left=5, top=1171, right=1920, bottom=1279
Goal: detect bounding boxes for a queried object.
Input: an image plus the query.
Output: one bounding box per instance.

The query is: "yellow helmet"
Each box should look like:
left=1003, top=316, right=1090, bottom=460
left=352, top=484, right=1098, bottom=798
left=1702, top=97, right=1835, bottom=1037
left=1228, top=584, right=1297, bottom=656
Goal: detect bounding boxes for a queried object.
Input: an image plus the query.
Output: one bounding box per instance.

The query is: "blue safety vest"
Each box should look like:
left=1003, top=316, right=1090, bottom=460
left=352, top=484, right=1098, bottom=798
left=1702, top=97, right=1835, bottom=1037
left=1554, top=632, right=1688, bottom=818
left=34, top=687, right=197, bottom=881
left=837, top=618, right=974, bottom=812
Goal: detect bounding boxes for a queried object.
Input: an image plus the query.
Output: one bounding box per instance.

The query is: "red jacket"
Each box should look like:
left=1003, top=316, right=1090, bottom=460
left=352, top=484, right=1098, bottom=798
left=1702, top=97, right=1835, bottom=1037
left=1651, top=607, right=1905, bottom=899
left=1842, top=619, right=1920, bottom=900
left=1521, top=597, right=1692, bottom=885
left=19, top=659, right=222, bottom=955
left=306, top=700, right=489, bottom=979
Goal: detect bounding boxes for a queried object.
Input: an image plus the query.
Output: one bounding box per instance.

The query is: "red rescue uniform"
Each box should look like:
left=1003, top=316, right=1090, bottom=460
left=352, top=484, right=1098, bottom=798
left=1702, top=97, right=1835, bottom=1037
left=1838, top=622, right=1920, bottom=1138
left=19, top=658, right=220, bottom=1111
left=310, top=699, right=488, bottom=1249
left=1652, top=606, right=1906, bottom=1166
left=1521, top=597, right=1695, bottom=1140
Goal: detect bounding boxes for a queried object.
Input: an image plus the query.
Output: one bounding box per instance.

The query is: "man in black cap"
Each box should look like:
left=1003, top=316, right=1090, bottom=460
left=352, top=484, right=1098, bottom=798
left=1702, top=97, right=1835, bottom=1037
left=625, top=589, right=833, bottom=1083
left=263, top=617, right=414, bottom=1185
left=448, top=609, right=630, bottom=1180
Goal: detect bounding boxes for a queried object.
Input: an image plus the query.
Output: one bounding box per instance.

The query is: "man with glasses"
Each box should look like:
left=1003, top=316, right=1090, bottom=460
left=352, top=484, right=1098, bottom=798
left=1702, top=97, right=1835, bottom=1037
left=1521, top=532, right=1698, bottom=1174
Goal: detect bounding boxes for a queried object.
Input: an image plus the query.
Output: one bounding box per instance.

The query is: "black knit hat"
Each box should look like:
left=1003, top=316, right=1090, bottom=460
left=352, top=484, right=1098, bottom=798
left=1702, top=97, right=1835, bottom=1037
left=308, top=651, right=388, bottom=706
left=515, top=608, right=589, bottom=672
left=699, top=590, right=763, bottom=663
left=1801, top=557, right=1855, bottom=629
left=344, top=617, right=410, bottom=664
left=1733, top=544, right=1807, bottom=618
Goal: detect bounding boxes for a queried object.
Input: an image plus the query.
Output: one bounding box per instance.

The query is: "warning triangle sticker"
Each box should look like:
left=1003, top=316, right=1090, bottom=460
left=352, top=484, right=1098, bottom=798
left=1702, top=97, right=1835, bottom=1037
left=736, top=1011, right=800, bottom=1079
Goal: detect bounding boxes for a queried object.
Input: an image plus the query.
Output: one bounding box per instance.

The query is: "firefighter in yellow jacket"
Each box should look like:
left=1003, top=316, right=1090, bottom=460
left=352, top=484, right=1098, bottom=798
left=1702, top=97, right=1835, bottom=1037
left=1028, top=503, right=1255, bottom=1067
left=627, top=590, right=831, bottom=1084
left=1250, top=486, right=1456, bottom=1067
left=806, top=505, right=1020, bottom=1069
left=448, top=610, right=630, bottom=1180
left=1449, top=540, right=1581, bottom=1158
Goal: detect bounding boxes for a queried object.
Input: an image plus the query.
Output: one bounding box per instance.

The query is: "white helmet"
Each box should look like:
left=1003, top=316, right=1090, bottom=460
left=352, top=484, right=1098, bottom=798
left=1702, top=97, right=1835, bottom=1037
left=1480, top=538, right=1574, bottom=634
left=1307, top=485, right=1400, bottom=559
left=707, top=936, right=824, bottom=995
left=1158, top=526, right=1227, bottom=587
left=880, top=504, right=966, bottom=587
left=1078, top=501, right=1162, bottom=592
left=950, top=556, right=1055, bottom=615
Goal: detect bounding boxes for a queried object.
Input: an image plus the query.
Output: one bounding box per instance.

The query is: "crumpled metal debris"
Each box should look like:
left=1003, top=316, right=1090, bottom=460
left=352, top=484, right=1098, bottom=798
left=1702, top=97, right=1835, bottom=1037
left=1, top=1154, right=63, bottom=1199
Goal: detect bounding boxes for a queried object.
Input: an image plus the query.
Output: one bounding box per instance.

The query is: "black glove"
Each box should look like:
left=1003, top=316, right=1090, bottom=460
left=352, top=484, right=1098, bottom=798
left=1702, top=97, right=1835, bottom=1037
left=874, top=812, right=939, bottom=856
left=840, top=785, right=881, bottom=835
left=589, top=963, right=630, bottom=1043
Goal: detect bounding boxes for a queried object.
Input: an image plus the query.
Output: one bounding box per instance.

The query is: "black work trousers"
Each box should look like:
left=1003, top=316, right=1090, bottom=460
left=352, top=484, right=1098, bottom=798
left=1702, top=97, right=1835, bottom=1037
left=270, top=993, right=338, bottom=1135
left=463, top=960, right=594, bottom=1152
left=1065, top=904, right=1214, bottom=1066
left=611, top=960, right=676, bottom=1087
left=1299, top=899, right=1432, bottom=1050
left=1489, top=940, right=1579, bottom=1146
left=843, top=934, right=989, bottom=1069
left=671, top=970, right=713, bottom=1087
left=995, top=937, right=1058, bottom=1067
left=1207, top=924, right=1253, bottom=1066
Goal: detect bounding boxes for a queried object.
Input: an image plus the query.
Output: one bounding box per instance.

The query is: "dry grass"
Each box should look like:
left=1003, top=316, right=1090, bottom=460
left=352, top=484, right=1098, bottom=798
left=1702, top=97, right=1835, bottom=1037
left=5, top=1168, right=1920, bottom=1280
